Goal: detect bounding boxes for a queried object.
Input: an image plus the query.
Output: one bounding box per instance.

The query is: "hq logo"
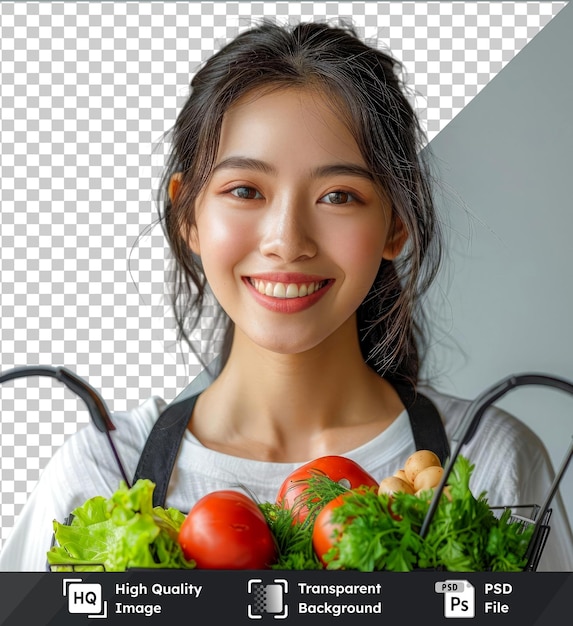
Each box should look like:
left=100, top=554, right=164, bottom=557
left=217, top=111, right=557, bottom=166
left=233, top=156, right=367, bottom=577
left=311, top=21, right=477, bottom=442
left=62, top=579, right=108, bottom=619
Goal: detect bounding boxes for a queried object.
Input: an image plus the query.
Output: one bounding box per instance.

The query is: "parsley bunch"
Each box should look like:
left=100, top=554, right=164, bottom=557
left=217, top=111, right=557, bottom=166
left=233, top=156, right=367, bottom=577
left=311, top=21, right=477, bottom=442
left=327, top=456, right=533, bottom=572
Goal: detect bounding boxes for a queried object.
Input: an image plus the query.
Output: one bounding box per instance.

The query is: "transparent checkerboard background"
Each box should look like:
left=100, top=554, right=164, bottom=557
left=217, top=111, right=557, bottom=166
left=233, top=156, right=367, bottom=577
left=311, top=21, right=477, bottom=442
left=0, top=1, right=566, bottom=547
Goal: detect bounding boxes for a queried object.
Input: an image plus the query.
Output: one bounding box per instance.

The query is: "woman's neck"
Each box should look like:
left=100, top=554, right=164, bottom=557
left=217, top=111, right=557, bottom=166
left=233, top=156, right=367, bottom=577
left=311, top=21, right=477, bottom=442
left=190, top=318, right=404, bottom=461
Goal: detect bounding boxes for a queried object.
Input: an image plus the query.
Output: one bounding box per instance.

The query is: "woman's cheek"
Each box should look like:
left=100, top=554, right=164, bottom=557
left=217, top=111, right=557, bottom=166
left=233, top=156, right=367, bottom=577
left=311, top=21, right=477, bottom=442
left=328, top=224, right=386, bottom=282
left=204, top=215, right=253, bottom=248
left=196, top=213, right=255, bottom=279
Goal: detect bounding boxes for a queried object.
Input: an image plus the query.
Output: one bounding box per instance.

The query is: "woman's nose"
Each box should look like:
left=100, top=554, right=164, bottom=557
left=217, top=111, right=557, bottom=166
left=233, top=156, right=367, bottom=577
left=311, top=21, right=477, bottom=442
left=258, top=196, right=318, bottom=263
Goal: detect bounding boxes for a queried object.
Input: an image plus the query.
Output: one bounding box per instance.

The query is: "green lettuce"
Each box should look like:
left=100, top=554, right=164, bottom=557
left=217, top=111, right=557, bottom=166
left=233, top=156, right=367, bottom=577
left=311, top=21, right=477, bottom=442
left=47, top=479, right=195, bottom=572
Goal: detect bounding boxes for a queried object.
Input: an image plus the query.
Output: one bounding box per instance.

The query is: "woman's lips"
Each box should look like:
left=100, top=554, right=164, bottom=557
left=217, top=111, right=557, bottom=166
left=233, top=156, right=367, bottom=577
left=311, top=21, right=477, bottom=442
left=243, top=275, right=334, bottom=313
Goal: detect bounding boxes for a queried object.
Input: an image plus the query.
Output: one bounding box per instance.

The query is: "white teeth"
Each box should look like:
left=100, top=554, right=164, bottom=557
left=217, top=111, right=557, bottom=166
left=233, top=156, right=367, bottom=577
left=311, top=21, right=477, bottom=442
left=250, top=278, right=327, bottom=299
left=285, top=283, right=299, bottom=298
left=273, top=282, right=286, bottom=298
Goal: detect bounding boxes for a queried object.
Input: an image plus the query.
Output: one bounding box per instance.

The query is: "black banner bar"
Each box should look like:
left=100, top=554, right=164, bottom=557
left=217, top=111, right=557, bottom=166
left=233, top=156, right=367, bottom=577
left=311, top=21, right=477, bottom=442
left=0, top=571, right=570, bottom=625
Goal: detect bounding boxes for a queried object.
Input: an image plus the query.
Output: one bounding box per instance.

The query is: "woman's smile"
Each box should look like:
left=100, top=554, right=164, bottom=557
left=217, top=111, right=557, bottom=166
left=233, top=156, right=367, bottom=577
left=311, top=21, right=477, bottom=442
left=243, top=274, right=335, bottom=313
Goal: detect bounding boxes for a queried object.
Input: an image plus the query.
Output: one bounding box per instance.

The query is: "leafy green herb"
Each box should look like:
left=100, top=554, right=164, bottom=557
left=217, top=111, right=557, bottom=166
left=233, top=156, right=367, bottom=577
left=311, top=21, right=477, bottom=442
left=47, top=479, right=196, bottom=572
left=292, top=470, right=348, bottom=521
left=259, top=471, right=349, bottom=570
left=486, top=508, right=535, bottom=572
left=418, top=457, right=533, bottom=572
left=259, top=502, right=322, bottom=570
left=325, top=490, right=425, bottom=572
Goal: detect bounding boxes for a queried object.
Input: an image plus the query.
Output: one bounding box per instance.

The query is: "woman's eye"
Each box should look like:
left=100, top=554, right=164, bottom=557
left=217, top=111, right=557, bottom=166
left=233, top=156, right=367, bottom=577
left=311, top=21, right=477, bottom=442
left=320, top=190, right=356, bottom=205
left=230, top=186, right=263, bottom=200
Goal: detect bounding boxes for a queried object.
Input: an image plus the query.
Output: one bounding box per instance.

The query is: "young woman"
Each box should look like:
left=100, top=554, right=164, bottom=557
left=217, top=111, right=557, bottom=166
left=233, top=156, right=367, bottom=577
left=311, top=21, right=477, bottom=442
left=1, top=21, right=571, bottom=571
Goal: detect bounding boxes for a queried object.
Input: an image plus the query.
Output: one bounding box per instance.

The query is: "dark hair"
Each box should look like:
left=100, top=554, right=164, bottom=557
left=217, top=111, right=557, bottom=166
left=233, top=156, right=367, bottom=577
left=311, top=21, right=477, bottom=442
left=159, top=20, right=442, bottom=385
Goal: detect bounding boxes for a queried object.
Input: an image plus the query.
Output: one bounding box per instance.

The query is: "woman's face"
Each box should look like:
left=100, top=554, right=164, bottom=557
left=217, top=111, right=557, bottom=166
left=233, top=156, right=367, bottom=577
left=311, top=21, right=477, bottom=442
left=186, top=87, right=404, bottom=356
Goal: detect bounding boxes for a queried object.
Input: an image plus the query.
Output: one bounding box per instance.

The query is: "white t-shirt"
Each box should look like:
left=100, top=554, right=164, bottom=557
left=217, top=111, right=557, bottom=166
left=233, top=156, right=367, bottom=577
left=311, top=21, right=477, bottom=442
left=0, top=386, right=571, bottom=572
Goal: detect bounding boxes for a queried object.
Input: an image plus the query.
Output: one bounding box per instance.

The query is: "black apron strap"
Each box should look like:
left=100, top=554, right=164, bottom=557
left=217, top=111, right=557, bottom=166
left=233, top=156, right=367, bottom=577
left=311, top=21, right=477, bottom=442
left=392, top=382, right=450, bottom=465
left=133, top=394, right=199, bottom=508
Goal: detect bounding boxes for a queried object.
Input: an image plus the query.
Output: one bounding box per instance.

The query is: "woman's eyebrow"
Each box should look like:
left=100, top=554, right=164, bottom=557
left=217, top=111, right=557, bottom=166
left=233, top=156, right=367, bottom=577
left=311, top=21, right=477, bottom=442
left=310, top=164, right=374, bottom=181
left=212, top=156, right=373, bottom=181
left=212, top=157, right=276, bottom=175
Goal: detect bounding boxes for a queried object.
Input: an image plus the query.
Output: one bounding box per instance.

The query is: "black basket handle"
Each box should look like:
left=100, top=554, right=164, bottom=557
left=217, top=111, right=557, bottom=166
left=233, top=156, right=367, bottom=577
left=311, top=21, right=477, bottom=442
left=0, top=365, right=131, bottom=486
left=420, top=372, right=573, bottom=539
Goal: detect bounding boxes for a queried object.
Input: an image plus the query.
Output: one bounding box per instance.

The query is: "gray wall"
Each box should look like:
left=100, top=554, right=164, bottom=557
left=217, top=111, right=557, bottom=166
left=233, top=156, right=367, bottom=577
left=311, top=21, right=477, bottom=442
left=425, top=3, right=573, bottom=525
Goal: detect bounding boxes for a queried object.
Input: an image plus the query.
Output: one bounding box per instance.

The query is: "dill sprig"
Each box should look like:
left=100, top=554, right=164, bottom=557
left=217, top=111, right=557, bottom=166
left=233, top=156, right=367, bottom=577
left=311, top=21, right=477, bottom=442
left=259, top=472, right=347, bottom=570
left=258, top=502, right=322, bottom=570
left=290, top=470, right=349, bottom=523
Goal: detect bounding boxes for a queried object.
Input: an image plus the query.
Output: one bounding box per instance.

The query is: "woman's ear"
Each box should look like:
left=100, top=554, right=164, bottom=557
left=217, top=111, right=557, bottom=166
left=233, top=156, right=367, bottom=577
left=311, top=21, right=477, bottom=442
left=382, top=215, right=408, bottom=260
left=168, top=172, right=182, bottom=203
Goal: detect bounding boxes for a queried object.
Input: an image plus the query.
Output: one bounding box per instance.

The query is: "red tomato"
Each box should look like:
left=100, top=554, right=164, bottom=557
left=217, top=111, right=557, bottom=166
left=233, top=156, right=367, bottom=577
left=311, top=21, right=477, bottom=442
left=276, top=455, right=377, bottom=523
left=178, top=490, right=277, bottom=569
left=312, top=493, right=349, bottom=565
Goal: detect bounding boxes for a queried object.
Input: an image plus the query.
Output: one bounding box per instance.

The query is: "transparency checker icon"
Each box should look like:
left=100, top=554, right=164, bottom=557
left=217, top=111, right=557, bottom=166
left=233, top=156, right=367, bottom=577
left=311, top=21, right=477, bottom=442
left=435, top=580, right=475, bottom=618
left=247, top=578, right=288, bottom=619
left=62, top=579, right=108, bottom=619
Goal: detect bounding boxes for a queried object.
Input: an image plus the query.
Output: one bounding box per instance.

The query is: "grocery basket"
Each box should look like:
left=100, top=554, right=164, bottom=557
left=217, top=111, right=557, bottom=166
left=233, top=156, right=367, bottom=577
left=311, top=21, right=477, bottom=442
left=419, top=373, right=573, bottom=571
left=1, top=366, right=572, bottom=572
